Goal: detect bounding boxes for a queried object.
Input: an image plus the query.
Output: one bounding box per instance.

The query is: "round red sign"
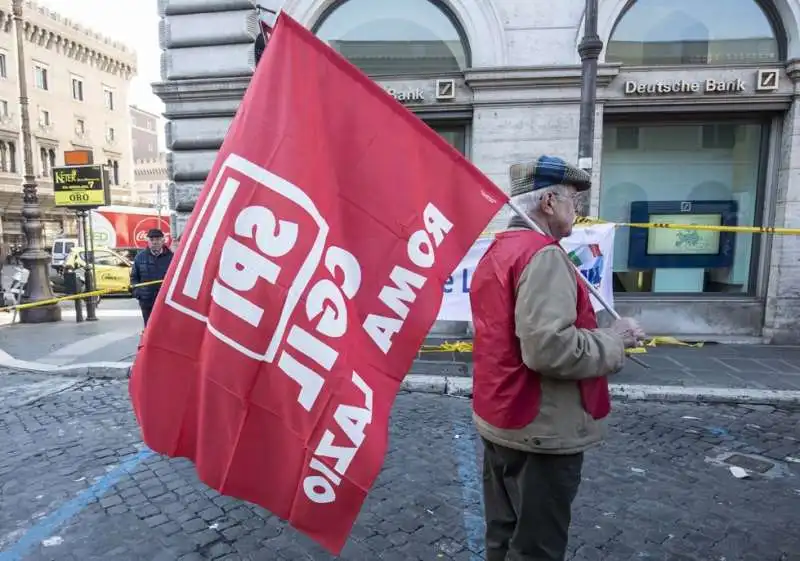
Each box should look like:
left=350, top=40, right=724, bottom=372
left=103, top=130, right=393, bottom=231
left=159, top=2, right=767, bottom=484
left=133, top=217, right=171, bottom=247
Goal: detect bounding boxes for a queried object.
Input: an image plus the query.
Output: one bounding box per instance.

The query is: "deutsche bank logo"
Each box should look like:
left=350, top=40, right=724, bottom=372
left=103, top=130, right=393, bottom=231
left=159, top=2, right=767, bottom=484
left=756, top=69, right=779, bottom=92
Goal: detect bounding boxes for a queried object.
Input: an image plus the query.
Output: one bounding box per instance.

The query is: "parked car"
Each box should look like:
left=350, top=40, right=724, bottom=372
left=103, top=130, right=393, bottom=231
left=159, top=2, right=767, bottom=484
left=61, top=247, right=133, bottom=295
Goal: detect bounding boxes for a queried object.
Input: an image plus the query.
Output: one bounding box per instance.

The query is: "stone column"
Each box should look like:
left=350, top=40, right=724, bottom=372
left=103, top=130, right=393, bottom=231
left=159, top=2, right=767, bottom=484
left=154, top=0, right=278, bottom=235
left=763, top=60, right=800, bottom=344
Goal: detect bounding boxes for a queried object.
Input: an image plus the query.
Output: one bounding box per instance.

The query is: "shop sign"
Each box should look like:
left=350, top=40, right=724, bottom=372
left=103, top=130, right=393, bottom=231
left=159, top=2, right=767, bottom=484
left=624, top=79, right=746, bottom=96
left=383, top=87, right=424, bottom=103
left=52, top=164, right=108, bottom=209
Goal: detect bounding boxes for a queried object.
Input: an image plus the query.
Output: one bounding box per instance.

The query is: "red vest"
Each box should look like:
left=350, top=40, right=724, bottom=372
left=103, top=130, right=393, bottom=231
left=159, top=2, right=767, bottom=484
left=470, top=230, right=611, bottom=430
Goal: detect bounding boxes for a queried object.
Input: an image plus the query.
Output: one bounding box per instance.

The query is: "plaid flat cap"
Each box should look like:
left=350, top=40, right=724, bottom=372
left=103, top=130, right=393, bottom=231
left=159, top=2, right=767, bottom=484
left=509, top=155, right=591, bottom=197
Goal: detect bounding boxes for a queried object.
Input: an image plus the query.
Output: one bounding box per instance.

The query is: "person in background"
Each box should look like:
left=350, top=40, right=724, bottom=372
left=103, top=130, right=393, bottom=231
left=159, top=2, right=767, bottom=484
left=130, top=228, right=173, bottom=327
left=469, top=155, right=645, bottom=561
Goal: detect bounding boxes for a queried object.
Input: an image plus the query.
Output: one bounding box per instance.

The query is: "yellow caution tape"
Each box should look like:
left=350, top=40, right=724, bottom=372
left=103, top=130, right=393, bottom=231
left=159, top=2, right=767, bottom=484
left=0, top=280, right=163, bottom=313
left=645, top=336, right=703, bottom=348
left=573, top=216, right=800, bottom=235
left=420, top=341, right=475, bottom=354
left=421, top=337, right=704, bottom=355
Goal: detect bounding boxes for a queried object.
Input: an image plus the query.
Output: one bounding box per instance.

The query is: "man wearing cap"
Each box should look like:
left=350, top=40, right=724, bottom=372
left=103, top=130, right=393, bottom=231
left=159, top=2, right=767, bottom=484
left=470, top=155, right=645, bottom=561
left=130, top=229, right=173, bottom=327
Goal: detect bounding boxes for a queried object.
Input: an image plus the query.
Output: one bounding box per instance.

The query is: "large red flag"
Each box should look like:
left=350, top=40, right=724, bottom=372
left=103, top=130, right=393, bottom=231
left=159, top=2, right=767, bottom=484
left=130, top=12, right=507, bottom=553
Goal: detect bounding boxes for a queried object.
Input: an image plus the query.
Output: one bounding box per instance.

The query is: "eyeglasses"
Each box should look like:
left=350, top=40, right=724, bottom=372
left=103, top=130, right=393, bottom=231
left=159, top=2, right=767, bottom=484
left=552, top=192, right=584, bottom=211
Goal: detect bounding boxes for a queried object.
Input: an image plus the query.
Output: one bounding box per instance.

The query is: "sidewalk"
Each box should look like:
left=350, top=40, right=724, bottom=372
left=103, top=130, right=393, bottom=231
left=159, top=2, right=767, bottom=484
left=412, top=342, right=800, bottom=392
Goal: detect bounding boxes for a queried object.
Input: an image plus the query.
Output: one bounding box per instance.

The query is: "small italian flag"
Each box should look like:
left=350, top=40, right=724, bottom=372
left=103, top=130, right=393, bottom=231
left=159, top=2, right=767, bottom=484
left=568, top=243, right=602, bottom=267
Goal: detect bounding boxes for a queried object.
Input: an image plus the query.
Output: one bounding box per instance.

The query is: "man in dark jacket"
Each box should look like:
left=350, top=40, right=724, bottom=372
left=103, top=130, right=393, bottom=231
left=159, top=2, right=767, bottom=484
left=130, top=228, right=173, bottom=326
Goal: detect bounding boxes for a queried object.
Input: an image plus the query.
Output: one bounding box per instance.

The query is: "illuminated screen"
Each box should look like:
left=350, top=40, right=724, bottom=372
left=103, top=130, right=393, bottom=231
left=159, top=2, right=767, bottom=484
left=646, top=213, right=722, bottom=256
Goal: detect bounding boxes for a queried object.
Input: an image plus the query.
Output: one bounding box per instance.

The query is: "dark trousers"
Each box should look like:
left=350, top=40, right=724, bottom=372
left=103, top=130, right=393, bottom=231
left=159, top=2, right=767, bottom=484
left=482, top=438, right=584, bottom=561
left=139, top=300, right=154, bottom=326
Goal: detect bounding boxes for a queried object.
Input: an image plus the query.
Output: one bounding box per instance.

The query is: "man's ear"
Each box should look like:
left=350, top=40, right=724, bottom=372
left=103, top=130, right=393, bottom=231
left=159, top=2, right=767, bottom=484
left=540, top=192, right=555, bottom=216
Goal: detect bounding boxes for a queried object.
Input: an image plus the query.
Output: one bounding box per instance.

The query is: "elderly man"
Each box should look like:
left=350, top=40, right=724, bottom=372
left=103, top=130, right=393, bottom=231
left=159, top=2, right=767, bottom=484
left=130, top=228, right=173, bottom=327
left=470, top=155, right=645, bottom=561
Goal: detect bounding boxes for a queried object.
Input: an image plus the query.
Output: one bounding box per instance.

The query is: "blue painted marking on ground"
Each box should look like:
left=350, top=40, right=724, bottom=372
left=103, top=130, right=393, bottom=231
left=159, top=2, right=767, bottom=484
left=0, top=449, right=154, bottom=561
left=453, top=421, right=485, bottom=561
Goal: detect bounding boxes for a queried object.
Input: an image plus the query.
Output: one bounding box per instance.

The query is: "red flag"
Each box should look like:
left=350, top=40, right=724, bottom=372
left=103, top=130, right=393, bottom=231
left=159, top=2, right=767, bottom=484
left=129, top=12, right=507, bottom=554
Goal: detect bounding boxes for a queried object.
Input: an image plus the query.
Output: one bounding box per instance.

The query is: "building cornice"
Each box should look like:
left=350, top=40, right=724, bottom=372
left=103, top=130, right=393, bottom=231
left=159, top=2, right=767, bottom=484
left=466, top=64, right=621, bottom=89
left=0, top=3, right=137, bottom=79
left=152, top=77, right=251, bottom=102
left=153, top=77, right=251, bottom=118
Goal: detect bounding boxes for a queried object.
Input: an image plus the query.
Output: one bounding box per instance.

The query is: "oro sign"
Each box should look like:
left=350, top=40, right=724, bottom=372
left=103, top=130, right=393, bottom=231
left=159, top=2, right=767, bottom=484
left=52, top=165, right=108, bottom=208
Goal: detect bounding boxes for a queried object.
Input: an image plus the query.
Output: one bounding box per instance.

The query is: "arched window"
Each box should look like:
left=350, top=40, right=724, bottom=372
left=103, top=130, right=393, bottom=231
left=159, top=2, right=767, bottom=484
left=313, top=0, right=470, bottom=76
left=0, top=142, right=8, bottom=172
left=606, top=0, right=784, bottom=66
left=9, top=142, right=17, bottom=173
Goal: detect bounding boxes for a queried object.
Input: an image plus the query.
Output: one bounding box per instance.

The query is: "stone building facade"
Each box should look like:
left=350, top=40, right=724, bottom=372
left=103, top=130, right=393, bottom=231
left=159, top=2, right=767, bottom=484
left=0, top=1, right=137, bottom=252
left=130, top=105, right=160, bottom=161
left=133, top=152, right=168, bottom=209
left=156, top=0, right=800, bottom=343
left=130, top=105, right=169, bottom=210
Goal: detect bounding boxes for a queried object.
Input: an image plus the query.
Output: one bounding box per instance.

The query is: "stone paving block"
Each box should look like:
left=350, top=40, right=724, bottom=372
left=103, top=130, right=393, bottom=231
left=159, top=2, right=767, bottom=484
left=2, top=378, right=800, bottom=561
left=400, top=374, right=446, bottom=393
left=409, top=360, right=470, bottom=377
left=445, top=376, right=473, bottom=397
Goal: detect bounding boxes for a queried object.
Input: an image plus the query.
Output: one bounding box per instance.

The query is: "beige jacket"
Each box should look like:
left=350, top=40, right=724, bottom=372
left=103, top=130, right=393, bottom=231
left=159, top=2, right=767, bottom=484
left=474, top=237, right=626, bottom=455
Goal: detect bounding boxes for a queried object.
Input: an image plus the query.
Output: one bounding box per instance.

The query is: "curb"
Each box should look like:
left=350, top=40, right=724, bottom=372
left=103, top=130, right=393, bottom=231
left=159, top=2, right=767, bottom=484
left=2, top=361, right=799, bottom=406
left=0, top=354, right=132, bottom=379
left=400, top=375, right=800, bottom=406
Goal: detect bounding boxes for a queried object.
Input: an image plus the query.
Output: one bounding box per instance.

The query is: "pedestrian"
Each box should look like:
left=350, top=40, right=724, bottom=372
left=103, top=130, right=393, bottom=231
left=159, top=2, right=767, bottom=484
left=130, top=228, right=173, bottom=327
left=469, top=155, right=645, bottom=561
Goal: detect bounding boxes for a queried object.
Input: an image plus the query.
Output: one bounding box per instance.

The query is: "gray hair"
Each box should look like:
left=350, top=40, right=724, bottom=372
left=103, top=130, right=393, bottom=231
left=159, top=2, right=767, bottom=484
left=510, top=184, right=571, bottom=215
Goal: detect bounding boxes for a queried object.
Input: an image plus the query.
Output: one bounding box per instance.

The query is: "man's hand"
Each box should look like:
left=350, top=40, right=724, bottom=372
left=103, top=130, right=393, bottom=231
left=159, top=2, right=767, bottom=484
left=611, top=317, right=646, bottom=349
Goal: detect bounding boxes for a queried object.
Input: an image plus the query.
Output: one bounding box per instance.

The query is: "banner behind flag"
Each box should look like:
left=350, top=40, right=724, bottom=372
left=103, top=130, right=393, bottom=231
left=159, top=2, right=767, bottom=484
left=438, top=224, right=616, bottom=321
left=129, top=13, right=507, bottom=554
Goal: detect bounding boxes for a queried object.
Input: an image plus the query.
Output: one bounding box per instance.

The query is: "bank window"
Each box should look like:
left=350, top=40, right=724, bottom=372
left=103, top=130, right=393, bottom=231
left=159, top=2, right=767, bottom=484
left=72, top=77, right=84, bottom=101
left=702, top=124, right=737, bottom=149
left=606, top=0, right=782, bottom=66
left=75, top=118, right=86, bottom=136
left=600, top=121, right=766, bottom=296
left=34, top=64, right=48, bottom=90
left=616, top=126, right=640, bottom=150
left=0, top=53, right=7, bottom=79
left=0, top=100, right=8, bottom=118
left=314, top=0, right=470, bottom=75
left=39, top=108, right=50, bottom=127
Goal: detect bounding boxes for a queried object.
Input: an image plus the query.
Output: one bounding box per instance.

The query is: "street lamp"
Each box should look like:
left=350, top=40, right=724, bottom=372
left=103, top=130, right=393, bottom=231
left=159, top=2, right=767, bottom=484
left=12, top=0, right=61, bottom=323
left=577, top=0, right=603, bottom=216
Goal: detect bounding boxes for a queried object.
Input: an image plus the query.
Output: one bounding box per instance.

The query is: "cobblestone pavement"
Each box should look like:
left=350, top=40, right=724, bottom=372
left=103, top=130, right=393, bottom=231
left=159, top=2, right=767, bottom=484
left=0, top=372, right=798, bottom=561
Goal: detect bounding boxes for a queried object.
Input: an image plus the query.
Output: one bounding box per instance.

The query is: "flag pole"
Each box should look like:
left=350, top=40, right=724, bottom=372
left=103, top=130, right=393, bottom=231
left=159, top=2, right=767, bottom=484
left=506, top=200, right=649, bottom=367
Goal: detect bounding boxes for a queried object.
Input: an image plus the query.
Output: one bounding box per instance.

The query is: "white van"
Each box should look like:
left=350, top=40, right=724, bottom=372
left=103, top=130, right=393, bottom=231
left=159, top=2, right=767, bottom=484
left=51, top=238, right=77, bottom=273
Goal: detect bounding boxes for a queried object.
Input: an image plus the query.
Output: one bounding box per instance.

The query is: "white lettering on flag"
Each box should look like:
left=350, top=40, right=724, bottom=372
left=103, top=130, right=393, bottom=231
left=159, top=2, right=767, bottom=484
left=363, top=203, right=453, bottom=354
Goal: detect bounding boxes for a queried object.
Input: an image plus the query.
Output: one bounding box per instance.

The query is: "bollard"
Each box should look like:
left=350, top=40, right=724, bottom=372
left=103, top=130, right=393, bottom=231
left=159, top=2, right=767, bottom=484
left=74, top=297, right=84, bottom=323
left=63, top=270, right=84, bottom=323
